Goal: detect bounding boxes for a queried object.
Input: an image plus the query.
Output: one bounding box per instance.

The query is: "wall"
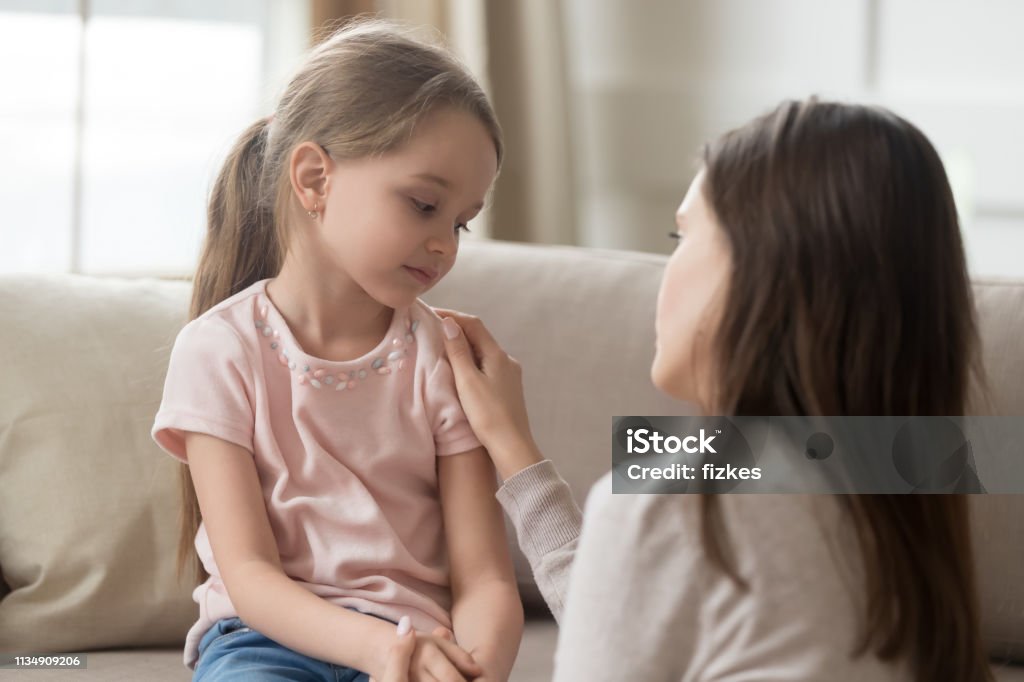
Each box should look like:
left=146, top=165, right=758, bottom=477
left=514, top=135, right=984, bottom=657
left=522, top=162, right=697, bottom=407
left=563, top=0, right=1024, bottom=278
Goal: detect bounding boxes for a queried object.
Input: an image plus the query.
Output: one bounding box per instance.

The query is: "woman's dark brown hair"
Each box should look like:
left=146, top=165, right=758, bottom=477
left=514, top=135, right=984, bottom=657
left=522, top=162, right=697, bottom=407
left=699, top=99, right=992, bottom=681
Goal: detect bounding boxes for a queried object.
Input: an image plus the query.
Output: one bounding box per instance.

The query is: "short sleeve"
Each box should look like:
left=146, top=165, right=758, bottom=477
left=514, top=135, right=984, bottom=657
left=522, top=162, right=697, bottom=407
left=151, top=317, right=256, bottom=462
left=425, top=355, right=481, bottom=456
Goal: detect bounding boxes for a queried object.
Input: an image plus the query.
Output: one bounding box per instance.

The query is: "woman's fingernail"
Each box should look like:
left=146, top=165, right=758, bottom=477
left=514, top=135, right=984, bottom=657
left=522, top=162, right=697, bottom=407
left=396, top=615, right=411, bottom=636
left=442, top=317, right=460, bottom=340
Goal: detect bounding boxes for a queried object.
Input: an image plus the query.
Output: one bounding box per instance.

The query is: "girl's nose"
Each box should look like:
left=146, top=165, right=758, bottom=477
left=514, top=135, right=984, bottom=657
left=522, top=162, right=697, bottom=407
left=427, top=226, right=459, bottom=256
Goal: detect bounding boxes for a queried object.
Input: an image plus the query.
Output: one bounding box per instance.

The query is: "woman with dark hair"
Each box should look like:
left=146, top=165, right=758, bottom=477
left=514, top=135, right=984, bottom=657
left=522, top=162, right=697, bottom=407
left=382, top=99, right=994, bottom=681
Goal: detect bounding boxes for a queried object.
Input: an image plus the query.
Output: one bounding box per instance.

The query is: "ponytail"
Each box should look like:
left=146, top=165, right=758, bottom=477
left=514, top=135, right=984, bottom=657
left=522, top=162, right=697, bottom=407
left=190, top=116, right=281, bottom=320
left=176, top=115, right=282, bottom=584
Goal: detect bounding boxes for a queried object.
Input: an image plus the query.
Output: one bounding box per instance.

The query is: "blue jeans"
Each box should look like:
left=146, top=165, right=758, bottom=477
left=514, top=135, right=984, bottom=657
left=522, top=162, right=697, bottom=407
left=194, top=609, right=397, bottom=681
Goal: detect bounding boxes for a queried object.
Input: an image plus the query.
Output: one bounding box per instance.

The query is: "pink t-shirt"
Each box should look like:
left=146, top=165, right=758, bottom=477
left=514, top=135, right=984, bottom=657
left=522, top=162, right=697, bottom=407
left=151, top=278, right=480, bottom=670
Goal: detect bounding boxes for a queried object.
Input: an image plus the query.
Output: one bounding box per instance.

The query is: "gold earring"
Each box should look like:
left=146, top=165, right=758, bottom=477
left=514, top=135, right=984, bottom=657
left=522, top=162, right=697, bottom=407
left=307, top=201, right=318, bottom=219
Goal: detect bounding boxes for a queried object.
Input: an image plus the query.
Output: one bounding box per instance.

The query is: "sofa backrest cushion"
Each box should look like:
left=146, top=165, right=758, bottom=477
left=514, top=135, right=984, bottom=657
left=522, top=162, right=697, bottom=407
left=0, top=274, right=195, bottom=652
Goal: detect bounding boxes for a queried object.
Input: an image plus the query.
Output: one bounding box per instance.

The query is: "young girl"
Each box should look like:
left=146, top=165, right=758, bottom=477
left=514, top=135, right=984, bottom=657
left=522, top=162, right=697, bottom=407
left=432, top=99, right=994, bottom=681
left=151, top=20, right=522, bottom=682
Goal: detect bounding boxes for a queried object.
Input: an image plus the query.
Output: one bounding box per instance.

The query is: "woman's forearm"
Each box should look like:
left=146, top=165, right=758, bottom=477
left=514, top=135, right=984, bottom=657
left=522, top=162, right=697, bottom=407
left=495, top=459, right=583, bottom=623
left=487, top=435, right=544, bottom=482
left=225, top=560, right=393, bottom=677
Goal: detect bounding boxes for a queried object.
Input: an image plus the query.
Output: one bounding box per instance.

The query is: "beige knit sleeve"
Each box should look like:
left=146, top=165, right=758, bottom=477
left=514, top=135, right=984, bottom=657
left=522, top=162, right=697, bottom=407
left=552, top=473, right=705, bottom=681
left=495, top=459, right=583, bottom=623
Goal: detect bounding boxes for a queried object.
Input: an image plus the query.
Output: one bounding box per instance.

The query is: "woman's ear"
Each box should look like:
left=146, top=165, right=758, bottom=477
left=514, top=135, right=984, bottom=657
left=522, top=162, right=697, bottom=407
left=289, top=141, right=331, bottom=213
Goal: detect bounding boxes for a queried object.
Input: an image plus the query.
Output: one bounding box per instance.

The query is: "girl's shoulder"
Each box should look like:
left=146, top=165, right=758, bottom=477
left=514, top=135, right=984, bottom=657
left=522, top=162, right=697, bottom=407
left=407, top=298, right=448, bottom=354
left=192, top=279, right=269, bottom=326
left=171, top=279, right=268, bottom=364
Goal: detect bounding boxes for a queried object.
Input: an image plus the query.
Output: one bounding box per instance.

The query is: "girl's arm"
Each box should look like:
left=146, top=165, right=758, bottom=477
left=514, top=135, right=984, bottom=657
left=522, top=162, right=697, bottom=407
left=185, top=432, right=477, bottom=681
left=439, top=446, right=525, bottom=681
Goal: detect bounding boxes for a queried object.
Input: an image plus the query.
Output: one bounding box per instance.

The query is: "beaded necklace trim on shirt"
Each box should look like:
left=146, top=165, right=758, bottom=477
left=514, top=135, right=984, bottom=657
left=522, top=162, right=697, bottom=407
left=253, top=299, right=418, bottom=391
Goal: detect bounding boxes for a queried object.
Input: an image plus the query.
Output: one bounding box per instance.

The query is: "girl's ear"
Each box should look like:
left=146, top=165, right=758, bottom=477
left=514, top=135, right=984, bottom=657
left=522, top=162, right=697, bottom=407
left=289, top=141, right=331, bottom=212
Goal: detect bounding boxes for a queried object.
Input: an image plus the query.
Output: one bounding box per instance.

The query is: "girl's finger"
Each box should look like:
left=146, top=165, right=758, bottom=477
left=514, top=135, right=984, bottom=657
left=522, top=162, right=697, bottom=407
left=374, top=617, right=416, bottom=682
left=435, top=638, right=483, bottom=677
left=430, top=626, right=455, bottom=641
left=425, top=651, right=467, bottom=682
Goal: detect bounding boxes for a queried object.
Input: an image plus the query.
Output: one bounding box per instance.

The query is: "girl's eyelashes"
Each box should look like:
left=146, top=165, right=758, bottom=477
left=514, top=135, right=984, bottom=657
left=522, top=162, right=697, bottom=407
left=668, top=231, right=684, bottom=240
left=411, top=198, right=436, bottom=213
left=411, top=197, right=471, bottom=233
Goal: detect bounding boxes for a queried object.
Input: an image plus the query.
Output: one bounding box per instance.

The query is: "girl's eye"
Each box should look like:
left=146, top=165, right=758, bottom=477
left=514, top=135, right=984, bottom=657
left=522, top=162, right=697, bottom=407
left=668, top=231, right=684, bottom=241
left=412, top=197, right=469, bottom=234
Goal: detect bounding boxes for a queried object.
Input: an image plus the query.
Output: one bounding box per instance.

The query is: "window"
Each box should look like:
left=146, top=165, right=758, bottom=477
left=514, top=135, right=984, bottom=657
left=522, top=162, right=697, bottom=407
left=0, top=0, right=310, bottom=276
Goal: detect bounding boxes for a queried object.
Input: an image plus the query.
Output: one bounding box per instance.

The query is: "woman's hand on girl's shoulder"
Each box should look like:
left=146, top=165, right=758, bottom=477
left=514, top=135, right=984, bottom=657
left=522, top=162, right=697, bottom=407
left=434, top=308, right=544, bottom=481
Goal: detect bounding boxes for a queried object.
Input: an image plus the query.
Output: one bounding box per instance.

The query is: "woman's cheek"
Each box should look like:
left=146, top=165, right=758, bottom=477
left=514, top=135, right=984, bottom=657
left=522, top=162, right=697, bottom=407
left=651, top=259, right=692, bottom=398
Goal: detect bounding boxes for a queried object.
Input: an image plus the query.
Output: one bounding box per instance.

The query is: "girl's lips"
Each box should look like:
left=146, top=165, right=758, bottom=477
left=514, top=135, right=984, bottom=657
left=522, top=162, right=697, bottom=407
left=403, top=265, right=437, bottom=285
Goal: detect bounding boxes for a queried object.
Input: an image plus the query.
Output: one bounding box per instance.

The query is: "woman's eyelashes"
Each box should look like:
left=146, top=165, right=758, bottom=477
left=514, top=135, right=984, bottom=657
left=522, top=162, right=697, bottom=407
left=668, top=230, right=684, bottom=241
left=411, top=198, right=471, bottom=233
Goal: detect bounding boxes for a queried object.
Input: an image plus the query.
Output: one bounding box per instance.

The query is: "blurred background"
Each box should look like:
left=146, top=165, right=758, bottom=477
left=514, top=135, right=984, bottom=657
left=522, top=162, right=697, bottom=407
left=2, top=0, right=1021, bottom=277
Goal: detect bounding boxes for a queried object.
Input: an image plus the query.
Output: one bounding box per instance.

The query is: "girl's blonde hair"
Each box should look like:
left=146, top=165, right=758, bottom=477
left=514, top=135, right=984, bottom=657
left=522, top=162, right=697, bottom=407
left=178, top=18, right=503, bottom=584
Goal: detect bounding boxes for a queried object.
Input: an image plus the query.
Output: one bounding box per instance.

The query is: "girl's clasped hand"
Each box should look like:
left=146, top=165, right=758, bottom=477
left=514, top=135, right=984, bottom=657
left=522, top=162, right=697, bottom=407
left=373, top=618, right=482, bottom=682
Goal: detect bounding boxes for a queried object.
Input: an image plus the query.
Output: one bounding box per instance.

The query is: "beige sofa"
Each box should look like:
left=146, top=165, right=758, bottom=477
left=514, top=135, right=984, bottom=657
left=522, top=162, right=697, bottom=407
left=1, top=240, right=1022, bottom=681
